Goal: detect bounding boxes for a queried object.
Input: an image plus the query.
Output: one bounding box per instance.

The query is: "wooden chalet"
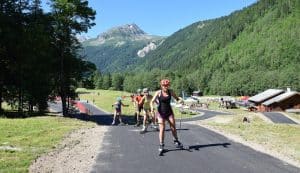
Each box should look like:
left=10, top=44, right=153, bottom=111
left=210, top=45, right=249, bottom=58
left=248, top=89, right=285, bottom=112
left=249, top=89, right=300, bottom=112
left=262, top=91, right=300, bottom=111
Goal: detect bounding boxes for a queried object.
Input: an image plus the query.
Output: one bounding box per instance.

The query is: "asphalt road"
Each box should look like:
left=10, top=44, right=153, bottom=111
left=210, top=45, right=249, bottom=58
left=47, top=102, right=299, bottom=172
left=263, top=112, right=298, bottom=124
left=83, top=104, right=300, bottom=173
left=181, top=109, right=230, bottom=122
left=90, top=123, right=299, bottom=173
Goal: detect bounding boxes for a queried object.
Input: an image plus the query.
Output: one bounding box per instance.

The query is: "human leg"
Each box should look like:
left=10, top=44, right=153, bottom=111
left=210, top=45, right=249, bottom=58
left=168, top=115, right=182, bottom=147
left=140, top=110, right=149, bottom=133
left=158, top=117, right=166, bottom=153
left=158, top=117, right=166, bottom=145
left=135, top=106, right=142, bottom=126
left=118, top=112, right=124, bottom=124
left=112, top=110, right=117, bottom=125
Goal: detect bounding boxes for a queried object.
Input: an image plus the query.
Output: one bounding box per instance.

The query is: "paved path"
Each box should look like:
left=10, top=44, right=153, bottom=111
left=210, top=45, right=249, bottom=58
left=181, top=109, right=230, bottom=122
left=80, top=104, right=299, bottom=173
left=90, top=123, right=299, bottom=173
left=48, top=102, right=300, bottom=172
left=263, top=112, right=298, bottom=124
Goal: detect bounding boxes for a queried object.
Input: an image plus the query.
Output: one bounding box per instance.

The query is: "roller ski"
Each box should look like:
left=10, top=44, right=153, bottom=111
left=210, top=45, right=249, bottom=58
left=174, top=140, right=190, bottom=150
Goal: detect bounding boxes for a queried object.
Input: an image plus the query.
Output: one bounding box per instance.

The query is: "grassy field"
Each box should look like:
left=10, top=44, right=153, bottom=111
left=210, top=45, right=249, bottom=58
left=76, top=88, right=134, bottom=115
left=200, top=106, right=300, bottom=164
left=0, top=116, right=94, bottom=173
left=76, top=88, right=194, bottom=119
left=287, top=113, right=300, bottom=122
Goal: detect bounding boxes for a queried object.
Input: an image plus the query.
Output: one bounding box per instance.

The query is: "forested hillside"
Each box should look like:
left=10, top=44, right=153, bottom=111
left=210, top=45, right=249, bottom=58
left=81, top=24, right=164, bottom=72
left=123, top=0, right=300, bottom=95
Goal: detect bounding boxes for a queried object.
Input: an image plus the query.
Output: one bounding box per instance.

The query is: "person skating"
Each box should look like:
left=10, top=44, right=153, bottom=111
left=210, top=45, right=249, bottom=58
left=134, top=89, right=144, bottom=126
left=111, top=97, right=128, bottom=125
left=150, top=79, right=184, bottom=154
left=139, top=88, right=153, bottom=134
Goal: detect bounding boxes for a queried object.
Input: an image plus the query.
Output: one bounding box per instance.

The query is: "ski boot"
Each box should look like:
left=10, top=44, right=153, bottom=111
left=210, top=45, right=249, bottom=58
left=174, top=139, right=190, bottom=150
left=174, top=139, right=183, bottom=149
left=140, top=127, right=147, bottom=134
left=158, top=144, right=165, bottom=156
left=152, top=124, right=159, bottom=131
left=118, top=122, right=125, bottom=126
left=134, top=121, right=141, bottom=127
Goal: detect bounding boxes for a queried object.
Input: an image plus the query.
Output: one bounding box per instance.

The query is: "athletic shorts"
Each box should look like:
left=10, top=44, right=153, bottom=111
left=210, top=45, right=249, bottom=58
left=156, top=111, right=174, bottom=120
left=143, top=108, right=152, bottom=117
left=136, top=106, right=143, bottom=112
left=115, top=108, right=121, bottom=113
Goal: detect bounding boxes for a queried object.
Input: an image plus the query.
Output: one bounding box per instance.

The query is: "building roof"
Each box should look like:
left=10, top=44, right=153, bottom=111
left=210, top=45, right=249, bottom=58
left=262, top=91, right=300, bottom=106
left=248, top=89, right=285, bottom=103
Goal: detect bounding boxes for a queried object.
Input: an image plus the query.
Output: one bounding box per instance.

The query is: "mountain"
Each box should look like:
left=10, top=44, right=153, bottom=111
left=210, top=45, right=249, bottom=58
left=76, top=35, right=91, bottom=42
left=81, top=24, right=165, bottom=73
left=132, top=0, right=300, bottom=95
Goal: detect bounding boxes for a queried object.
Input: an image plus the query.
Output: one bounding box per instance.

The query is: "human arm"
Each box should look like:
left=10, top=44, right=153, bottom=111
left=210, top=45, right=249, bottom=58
left=139, top=96, right=145, bottom=106
left=121, top=101, right=129, bottom=107
left=150, top=91, right=159, bottom=112
left=170, top=90, right=184, bottom=104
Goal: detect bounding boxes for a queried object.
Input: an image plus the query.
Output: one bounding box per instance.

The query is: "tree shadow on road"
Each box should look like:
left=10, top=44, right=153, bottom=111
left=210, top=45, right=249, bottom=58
left=67, top=113, right=136, bottom=126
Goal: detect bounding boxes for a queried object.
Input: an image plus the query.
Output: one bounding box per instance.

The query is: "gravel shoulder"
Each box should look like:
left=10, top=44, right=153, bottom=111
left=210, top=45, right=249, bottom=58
left=29, top=125, right=108, bottom=173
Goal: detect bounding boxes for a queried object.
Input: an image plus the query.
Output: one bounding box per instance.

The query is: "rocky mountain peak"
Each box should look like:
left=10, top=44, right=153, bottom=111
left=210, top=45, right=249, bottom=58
left=96, top=23, right=146, bottom=42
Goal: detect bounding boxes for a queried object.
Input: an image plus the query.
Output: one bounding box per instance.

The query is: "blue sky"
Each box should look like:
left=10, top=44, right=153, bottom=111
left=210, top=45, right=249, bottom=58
left=43, top=0, right=257, bottom=38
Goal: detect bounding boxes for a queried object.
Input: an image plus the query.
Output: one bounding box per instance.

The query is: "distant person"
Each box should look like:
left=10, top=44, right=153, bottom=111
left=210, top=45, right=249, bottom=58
left=219, top=97, right=224, bottom=108
left=130, top=93, right=138, bottom=119
left=111, top=97, right=128, bottom=125
left=150, top=79, right=184, bottom=154
left=134, top=89, right=144, bottom=126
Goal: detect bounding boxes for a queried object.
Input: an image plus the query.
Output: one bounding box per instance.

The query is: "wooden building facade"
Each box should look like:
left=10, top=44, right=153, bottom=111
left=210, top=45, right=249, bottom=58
left=249, top=89, right=300, bottom=112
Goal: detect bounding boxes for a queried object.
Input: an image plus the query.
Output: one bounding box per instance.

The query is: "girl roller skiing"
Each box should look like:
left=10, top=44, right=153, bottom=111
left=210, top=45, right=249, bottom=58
left=111, top=97, right=129, bottom=125
left=150, top=79, right=184, bottom=155
left=139, top=88, right=158, bottom=134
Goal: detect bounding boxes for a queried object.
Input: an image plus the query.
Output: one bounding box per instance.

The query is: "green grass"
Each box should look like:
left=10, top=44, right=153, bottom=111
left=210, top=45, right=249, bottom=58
left=77, top=88, right=134, bottom=115
left=287, top=113, right=300, bottom=122
left=76, top=88, right=195, bottom=119
left=0, top=116, right=94, bottom=173
left=201, top=112, right=300, bottom=163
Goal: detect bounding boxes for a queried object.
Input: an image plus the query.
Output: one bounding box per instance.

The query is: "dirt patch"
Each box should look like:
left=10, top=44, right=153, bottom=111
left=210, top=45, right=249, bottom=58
left=29, top=125, right=108, bottom=173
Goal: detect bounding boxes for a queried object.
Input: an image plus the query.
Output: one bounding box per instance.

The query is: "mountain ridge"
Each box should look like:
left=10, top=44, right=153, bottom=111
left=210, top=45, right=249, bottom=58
left=81, top=23, right=165, bottom=72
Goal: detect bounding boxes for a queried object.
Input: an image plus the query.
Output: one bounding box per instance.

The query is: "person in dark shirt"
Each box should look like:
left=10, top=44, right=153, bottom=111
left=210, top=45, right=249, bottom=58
left=151, top=79, right=184, bottom=153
